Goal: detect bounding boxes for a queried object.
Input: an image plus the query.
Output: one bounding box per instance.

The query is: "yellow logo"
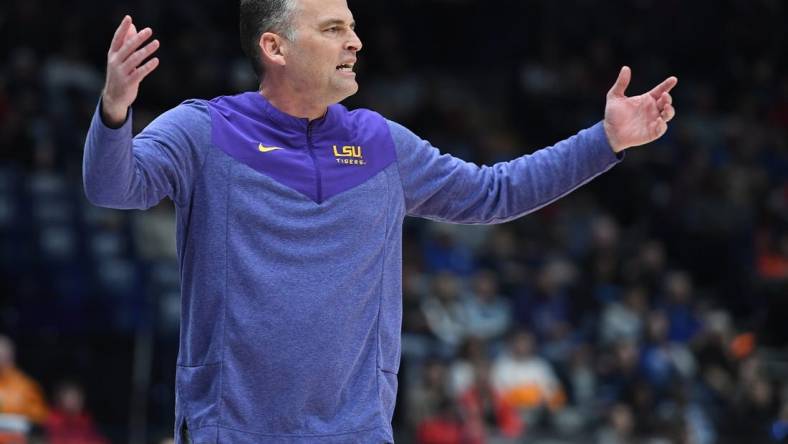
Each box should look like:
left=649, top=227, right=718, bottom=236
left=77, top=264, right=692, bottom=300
left=258, top=143, right=283, bottom=153
left=332, top=145, right=366, bottom=166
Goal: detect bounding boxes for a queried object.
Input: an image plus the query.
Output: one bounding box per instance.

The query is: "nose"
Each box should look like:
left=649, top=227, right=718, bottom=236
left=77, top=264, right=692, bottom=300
left=345, top=29, right=362, bottom=52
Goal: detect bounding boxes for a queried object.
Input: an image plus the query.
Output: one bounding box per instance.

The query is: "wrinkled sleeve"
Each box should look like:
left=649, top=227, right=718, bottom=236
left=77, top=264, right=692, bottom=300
left=82, top=99, right=210, bottom=210
left=388, top=120, right=623, bottom=224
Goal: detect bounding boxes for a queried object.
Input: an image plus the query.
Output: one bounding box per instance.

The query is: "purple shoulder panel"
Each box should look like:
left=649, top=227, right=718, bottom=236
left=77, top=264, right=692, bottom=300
left=206, top=92, right=396, bottom=203
left=207, top=93, right=316, bottom=200
left=314, top=108, right=397, bottom=203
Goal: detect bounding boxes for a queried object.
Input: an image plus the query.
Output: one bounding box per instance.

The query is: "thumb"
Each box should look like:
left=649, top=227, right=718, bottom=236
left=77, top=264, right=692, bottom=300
left=608, top=66, right=631, bottom=99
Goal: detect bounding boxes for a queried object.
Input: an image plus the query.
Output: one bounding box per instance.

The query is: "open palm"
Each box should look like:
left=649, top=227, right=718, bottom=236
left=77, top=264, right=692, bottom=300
left=604, top=66, right=677, bottom=152
left=101, top=16, right=160, bottom=126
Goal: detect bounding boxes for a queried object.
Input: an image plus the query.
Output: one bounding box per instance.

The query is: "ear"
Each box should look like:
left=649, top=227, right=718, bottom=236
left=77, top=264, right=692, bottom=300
left=259, top=32, right=287, bottom=67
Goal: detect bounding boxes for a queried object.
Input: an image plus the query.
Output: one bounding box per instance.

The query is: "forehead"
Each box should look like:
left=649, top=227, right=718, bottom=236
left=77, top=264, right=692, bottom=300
left=293, top=0, right=354, bottom=24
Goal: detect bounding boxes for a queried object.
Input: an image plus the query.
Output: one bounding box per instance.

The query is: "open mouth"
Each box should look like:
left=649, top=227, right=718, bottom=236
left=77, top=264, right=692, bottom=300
left=336, top=63, right=355, bottom=73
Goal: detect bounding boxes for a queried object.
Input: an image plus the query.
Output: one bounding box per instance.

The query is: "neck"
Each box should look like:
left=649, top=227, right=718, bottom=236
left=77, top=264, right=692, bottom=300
left=259, top=77, right=328, bottom=121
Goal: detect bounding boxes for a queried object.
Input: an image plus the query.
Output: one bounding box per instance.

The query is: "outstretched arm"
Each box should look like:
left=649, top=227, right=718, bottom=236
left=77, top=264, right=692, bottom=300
left=393, top=67, right=678, bottom=224
left=391, top=120, right=622, bottom=224
left=83, top=16, right=207, bottom=210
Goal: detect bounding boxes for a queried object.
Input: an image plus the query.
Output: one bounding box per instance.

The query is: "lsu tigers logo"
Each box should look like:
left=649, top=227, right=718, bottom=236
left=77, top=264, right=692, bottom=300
left=332, top=145, right=366, bottom=166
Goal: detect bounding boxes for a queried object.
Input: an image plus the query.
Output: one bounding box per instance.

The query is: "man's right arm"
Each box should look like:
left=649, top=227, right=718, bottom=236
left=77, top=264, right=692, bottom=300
left=82, top=15, right=208, bottom=210
left=83, top=99, right=209, bottom=209
left=100, top=15, right=159, bottom=127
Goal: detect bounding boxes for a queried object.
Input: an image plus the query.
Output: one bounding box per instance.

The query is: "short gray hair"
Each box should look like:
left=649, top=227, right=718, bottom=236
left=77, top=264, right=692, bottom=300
left=239, top=0, right=298, bottom=78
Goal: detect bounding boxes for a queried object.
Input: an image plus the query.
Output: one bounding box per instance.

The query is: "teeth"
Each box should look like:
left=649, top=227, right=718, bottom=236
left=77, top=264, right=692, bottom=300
left=337, top=64, right=353, bottom=71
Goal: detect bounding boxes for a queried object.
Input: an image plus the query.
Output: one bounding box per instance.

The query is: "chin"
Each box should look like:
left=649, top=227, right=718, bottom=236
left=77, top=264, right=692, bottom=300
left=346, top=84, right=359, bottom=98
left=332, top=84, right=359, bottom=104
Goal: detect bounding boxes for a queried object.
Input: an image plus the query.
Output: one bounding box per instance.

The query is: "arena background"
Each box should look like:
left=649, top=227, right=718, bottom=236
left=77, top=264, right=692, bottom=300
left=1, top=0, right=787, bottom=442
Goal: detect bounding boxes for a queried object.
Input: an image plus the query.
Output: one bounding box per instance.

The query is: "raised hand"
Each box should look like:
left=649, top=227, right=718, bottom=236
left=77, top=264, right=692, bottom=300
left=603, top=66, right=677, bottom=153
left=101, top=16, right=160, bottom=127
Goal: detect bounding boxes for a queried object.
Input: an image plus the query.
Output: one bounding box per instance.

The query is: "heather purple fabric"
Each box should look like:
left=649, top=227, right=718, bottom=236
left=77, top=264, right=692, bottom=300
left=208, top=92, right=397, bottom=203
left=83, top=91, right=622, bottom=443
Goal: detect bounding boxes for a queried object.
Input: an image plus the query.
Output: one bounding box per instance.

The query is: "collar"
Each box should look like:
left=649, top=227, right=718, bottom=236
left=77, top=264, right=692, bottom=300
left=244, top=91, right=342, bottom=135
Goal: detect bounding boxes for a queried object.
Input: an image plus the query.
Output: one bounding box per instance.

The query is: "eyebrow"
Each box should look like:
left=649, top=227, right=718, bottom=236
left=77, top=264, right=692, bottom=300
left=318, top=19, right=356, bottom=29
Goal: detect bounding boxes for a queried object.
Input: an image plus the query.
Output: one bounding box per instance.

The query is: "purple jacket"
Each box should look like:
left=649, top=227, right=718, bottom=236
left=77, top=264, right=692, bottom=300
left=83, top=91, right=621, bottom=443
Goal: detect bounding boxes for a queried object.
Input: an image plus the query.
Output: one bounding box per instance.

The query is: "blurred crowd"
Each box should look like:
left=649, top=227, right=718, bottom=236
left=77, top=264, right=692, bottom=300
left=1, top=0, right=786, bottom=443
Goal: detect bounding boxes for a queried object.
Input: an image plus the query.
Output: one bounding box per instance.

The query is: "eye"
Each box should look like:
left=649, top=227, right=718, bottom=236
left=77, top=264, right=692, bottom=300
left=324, top=26, right=340, bottom=34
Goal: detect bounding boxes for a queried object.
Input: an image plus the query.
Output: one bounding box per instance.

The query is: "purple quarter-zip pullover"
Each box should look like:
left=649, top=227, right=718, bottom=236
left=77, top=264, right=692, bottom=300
left=83, top=91, right=622, bottom=443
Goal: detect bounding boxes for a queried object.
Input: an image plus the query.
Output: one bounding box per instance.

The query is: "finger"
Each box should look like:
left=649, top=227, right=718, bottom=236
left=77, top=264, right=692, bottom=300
left=110, top=16, right=132, bottom=52
left=650, top=117, right=668, bottom=140
left=121, top=39, right=160, bottom=74
left=661, top=105, right=676, bottom=122
left=657, top=92, right=672, bottom=109
left=130, top=57, right=160, bottom=84
left=125, top=22, right=138, bottom=43
left=648, top=76, right=678, bottom=100
left=116, top=27, right=153, bottom=62
left=607, top=66, right=631, bottom=99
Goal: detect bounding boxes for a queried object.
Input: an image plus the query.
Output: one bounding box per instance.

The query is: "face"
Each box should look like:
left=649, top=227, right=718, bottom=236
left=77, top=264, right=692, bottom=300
left=281, top=0, right=362, bottom=105
left=57, top=386, right=85, bottom=414
left=511, top=331, right=535, bottom=358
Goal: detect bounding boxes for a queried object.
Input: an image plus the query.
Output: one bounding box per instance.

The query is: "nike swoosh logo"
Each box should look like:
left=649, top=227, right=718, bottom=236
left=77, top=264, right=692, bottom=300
left=258, top=143, right=284, bottom=153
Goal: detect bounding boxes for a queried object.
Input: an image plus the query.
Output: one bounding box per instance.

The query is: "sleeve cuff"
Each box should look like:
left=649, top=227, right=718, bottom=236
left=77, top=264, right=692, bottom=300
left=590, top=121, right=625, bottom=162
left=95, top=97, right=133, bottom=136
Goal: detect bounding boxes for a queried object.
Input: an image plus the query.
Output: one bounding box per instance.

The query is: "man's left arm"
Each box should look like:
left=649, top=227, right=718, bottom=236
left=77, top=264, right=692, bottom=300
left=390, top=120, right=621, bottom=224
left=391, top=66, right=677, bottom=224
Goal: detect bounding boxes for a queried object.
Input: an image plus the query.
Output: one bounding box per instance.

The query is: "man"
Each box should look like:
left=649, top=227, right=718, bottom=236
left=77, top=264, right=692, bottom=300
left=83, top=0, right=677, bottom=442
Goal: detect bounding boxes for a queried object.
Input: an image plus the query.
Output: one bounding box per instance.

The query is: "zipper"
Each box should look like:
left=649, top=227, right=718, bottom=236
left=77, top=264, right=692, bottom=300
left=306, top=121, right=323, bottom=203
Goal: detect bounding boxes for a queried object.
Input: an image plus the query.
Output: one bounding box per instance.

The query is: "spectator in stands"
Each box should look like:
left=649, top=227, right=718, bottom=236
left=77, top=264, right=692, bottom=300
left=515, top=258, right=576, bottom=345
left=423, top=228, right=476, bottom=276
left=693, top=309, right=737, bottom=409
left=422, top=272, right=468, bottom=354
left=401, top=264, right=433, bottom=360
left=595, top=403, right=636, bottom=444
left=0, top=336, right=48, bottom=425
left=563, top=343, right=598, bottom=420
left=415, top=397, right=465, bottom=444
left=44, top=381, right=109, bottom=444
left=491, top=330, right=565, bottom=413
left=406, top=358, right=452, bottom=435
left=757, top=230, right=788, bottom=281
left=600, top=285, right=648, bottom=346
left=476, top=227, right=529, bottom=293
left=597, top=339, right=640, bottom=404
left=517, top=258, right=578, bottom=366
left=624, top=240, right=667, bottom=294
left=462, top=270, right=512, bottom=342
left=639, top=310, right=696, bottom=394
left=457, top=360, right=524, bottom=443
left=449, top=337, right=488, bottom=397
left=660, top=271, right=702, bottom=344
left=583, top=215, right=624, bottom=305
left=726, top=356, right=779, bottom=442
left=668, top=383, right=716, bottom=444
